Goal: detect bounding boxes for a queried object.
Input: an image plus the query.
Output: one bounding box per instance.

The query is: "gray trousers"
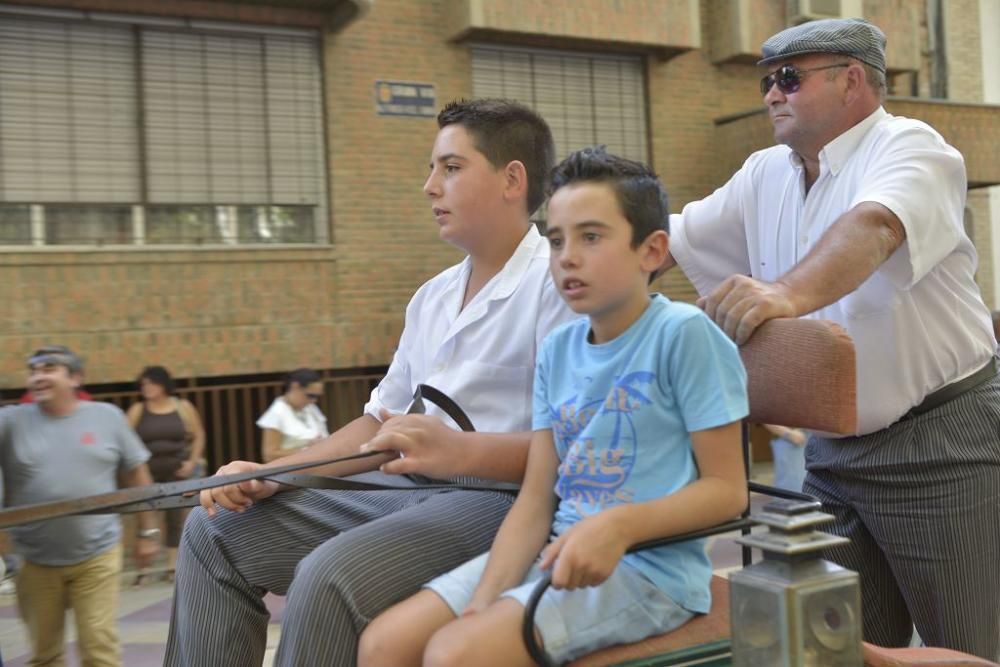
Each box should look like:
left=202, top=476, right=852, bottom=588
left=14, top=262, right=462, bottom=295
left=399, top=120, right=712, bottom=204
left=804, top=373, right=1000, bottom=660
left=163, top=472, right=514, bottom=666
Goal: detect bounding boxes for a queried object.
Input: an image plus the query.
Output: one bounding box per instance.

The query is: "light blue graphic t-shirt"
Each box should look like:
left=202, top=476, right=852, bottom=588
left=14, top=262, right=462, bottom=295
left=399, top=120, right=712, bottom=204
left=533, top=294, right=748, bottom=613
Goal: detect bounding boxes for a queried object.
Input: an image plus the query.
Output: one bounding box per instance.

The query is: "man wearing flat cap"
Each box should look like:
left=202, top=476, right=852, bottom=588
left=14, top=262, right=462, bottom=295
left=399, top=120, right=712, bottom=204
left=661, top=17, right=999, bottom=660
left=0, top=345, right=160, bottom=665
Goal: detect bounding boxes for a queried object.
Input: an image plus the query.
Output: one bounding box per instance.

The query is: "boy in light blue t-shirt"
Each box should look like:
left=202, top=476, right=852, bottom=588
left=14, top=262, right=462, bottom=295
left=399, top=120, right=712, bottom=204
left=358, top=148, right=749, bottom=667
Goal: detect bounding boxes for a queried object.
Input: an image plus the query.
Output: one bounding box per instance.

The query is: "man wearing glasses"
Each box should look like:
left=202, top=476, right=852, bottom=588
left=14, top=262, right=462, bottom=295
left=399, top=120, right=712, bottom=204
left=660, top=18, right=999, bottom=661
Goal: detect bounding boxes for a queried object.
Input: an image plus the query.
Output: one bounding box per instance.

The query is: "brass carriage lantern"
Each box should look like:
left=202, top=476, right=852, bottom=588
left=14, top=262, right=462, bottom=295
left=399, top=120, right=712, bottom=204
left=730, top=499, right=863, bottom=666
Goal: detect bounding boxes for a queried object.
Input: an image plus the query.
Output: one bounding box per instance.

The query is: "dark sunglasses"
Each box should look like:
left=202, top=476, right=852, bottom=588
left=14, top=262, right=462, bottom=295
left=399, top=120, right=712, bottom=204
left=305, top=392, right=322, bottom=401
left=760, top=63, right=850, bottom=96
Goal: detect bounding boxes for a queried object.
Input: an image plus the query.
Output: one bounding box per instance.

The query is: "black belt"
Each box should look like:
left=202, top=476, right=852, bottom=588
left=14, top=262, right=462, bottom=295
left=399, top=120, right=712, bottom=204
left=900, top=357, right=998, bottom=421
left=0, top=384, right=518, bottom=530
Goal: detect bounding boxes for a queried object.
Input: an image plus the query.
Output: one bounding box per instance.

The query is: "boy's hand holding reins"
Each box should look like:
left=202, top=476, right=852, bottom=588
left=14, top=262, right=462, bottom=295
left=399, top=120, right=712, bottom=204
left=539, top=512, right=628, bottom=590
left=199, top=460, right=280, bottom=517
left=360, top=408, right=465, bottom=479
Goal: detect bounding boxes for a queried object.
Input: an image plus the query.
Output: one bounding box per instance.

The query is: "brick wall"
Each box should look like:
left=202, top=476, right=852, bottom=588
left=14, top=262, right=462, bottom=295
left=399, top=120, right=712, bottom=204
left=968, top=189, right=996, bottom=308
left=322, top=0, right=471, bottom=375
left=945, top=0, right=985, bottom=102
left=705, top=0, right=787, bottom=65
left=0, top=248, right=344, bottom=384
left=648, top=47, right=763, bottom=303
left=445, top=0, right=700, bottom=52
left=864, top=0, right=925, bottom=73
left=0, top=0, right=332, bottom=27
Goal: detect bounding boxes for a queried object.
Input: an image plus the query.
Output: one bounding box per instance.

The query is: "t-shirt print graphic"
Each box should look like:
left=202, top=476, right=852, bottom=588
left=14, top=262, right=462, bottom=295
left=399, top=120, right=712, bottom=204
left=552, top=371, right=655, bottom=514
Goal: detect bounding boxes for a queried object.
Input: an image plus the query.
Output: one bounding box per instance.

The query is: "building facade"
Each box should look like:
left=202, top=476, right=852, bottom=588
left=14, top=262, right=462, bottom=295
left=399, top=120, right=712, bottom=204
left=1, top=0, right=998, bottom=461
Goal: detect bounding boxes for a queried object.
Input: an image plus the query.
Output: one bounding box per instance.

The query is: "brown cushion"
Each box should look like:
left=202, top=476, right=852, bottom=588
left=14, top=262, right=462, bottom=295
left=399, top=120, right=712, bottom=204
left=863, top=643, right=1000, bottom=667
left=567, top=576, right=731, bottom=667
left=740, top=318, right=857, bottom=434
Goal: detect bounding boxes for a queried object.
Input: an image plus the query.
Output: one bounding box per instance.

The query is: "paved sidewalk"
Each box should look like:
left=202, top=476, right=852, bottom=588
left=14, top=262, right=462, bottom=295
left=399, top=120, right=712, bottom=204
left=0, top=572, right=287, bottom=666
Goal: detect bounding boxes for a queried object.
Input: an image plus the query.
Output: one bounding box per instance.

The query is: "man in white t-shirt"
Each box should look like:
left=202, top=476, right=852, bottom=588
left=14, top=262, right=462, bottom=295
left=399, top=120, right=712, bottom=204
left=661, top=19, right=999, bottom=660
left=164, top=99, right=578, bottom=666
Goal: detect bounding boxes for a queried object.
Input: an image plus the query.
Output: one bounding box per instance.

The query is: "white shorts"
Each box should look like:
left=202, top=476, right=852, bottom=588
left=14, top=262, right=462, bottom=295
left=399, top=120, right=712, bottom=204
left=425, top=551, right=695, bottom=664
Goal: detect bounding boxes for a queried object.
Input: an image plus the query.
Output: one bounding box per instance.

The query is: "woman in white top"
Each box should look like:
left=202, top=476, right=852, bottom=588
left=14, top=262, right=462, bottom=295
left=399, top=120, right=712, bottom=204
left=257, top=368, right=329, bottom=463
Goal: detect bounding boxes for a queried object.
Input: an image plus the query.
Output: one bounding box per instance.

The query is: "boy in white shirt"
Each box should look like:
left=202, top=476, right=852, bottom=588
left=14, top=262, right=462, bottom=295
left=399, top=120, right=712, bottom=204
left=358, top=149, right=748, bottom=666
left=164, top=99, right=578, bottom=667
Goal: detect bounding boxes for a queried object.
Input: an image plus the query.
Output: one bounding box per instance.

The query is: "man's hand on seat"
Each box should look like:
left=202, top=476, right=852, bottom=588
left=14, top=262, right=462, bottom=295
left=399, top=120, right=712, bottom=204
left=698, top=275, right=797, bottom=345
left=361, top=409, right=462, bottom=479
left=200, top=460, right=279, bottom=517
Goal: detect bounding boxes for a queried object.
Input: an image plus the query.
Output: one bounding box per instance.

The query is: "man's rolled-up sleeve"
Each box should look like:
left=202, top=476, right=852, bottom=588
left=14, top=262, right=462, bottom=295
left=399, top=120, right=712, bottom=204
left=851, top=124, right=967, bottom=289
left=670, top=163, right=755, bottom=297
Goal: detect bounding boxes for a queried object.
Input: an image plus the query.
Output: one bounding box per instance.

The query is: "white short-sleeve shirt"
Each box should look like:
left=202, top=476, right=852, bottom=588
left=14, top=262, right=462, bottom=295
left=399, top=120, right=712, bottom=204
left=670, top=107, right=996, bottom=435
left=364, top=225, right=579, bottom=434
left=256, top=398, right=329, bottom=452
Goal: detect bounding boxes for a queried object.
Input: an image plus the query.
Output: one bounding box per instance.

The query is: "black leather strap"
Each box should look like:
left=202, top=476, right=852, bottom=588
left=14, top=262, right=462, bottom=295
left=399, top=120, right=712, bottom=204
left=75, top=473, right=519, bottom=515
left=0, top=450, right=383, bottom=528
left=410, top=383, right=476, bottom=432
left=901, top=357, right=997, bottom=421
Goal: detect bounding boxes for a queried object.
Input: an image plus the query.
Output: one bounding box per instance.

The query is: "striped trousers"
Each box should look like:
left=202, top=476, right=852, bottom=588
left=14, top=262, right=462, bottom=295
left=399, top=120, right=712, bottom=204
left=163, top=472, right=514, bottom=666
left=804, top=373, right=1000, bottom=661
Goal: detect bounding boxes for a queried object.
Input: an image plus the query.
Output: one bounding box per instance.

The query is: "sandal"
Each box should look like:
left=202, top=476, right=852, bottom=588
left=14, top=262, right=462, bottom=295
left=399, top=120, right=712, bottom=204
left=131, top=573, right=148, bottom=588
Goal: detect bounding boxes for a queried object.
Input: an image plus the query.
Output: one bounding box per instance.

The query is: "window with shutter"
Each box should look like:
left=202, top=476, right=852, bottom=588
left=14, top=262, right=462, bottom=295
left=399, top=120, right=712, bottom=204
left=0, top=10, right=327, bottom=246
left=471, top=46, right=649, bottom=224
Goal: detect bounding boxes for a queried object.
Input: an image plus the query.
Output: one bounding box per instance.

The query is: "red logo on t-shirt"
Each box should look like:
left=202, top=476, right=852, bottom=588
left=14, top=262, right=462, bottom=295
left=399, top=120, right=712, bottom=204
left=81, top=432, right=97, bottom=445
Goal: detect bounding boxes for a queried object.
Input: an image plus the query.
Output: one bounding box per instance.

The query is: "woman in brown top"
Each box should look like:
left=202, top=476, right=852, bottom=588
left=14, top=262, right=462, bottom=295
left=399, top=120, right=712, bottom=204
left=126, top=366, right=205, bottom=585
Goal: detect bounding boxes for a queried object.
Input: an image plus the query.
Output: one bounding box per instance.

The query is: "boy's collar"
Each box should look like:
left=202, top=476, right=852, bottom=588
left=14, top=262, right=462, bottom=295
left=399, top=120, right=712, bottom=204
left=448, top=225, right=542, bottom=302
left=483, top=225, right=543, bottom=301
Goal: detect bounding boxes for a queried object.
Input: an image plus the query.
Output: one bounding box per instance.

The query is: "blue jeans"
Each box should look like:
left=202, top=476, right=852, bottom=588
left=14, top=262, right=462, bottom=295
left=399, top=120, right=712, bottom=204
left=770, top=436, right=806, bottom=492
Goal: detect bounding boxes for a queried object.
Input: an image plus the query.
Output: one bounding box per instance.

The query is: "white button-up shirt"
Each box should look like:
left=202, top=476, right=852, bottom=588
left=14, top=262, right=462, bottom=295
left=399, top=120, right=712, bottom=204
left=364, top=225, right=579, bottom=434
left=671, top=107, right=996, bottom=435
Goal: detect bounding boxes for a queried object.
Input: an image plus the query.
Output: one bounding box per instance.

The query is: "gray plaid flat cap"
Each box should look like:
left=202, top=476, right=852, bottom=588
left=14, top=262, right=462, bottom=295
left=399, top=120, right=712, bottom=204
left=758, top=18, right=886, bottom=73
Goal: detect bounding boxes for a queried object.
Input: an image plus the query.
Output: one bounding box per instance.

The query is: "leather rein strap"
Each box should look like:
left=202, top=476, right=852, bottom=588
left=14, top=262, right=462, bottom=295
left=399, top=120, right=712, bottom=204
left=0, top=384, right=516, bottom=529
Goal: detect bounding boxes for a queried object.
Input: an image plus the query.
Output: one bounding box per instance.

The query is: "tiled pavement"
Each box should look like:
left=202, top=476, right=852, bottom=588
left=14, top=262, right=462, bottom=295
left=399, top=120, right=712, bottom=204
left=0, top=577, right=290, bottom=667
left=0, top=470, right=776, bottom=666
